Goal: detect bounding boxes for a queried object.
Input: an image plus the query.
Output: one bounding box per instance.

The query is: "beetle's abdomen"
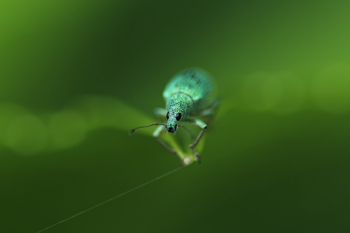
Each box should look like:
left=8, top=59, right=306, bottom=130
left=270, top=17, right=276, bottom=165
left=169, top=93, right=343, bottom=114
left=163, top=68, right=213, bottom=112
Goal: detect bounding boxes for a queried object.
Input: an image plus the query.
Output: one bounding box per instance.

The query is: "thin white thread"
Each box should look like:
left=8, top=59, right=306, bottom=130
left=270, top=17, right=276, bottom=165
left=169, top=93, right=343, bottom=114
left=35, top=166, right=184, bottom=233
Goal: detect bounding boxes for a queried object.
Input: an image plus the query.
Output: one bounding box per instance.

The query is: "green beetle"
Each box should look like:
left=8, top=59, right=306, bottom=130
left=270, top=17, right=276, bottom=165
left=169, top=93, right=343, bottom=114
left=131, top=68, right=218, bottom=164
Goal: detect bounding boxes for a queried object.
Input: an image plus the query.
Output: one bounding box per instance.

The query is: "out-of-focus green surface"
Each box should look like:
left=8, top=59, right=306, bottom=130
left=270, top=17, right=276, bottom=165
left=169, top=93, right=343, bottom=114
left=1, top=1, right=350, bottom=232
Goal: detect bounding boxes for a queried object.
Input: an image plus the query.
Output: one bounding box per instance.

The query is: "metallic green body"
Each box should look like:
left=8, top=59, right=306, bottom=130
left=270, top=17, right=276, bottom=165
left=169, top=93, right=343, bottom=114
left=163, top=68, right=213, bottom=115
left=163, top=68, right=213, bottom=132
left=131, top=68, right=216, bottom=165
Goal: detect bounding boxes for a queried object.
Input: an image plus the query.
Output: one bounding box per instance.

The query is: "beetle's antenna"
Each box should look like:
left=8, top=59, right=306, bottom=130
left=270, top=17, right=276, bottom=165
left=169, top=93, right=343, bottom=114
left=178, top=125, right=195, bottom=139
left=130, top=123, right=166, bottom=135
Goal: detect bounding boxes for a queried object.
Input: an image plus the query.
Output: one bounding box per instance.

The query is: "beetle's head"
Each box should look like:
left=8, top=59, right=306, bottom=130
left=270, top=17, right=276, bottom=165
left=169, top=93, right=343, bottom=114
left=166, top=111, right=182, bottom=133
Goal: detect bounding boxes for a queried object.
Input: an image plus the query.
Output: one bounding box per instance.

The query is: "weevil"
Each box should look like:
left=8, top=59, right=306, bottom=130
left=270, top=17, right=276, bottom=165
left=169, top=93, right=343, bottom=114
left=130, top=68, right=218, bottom=164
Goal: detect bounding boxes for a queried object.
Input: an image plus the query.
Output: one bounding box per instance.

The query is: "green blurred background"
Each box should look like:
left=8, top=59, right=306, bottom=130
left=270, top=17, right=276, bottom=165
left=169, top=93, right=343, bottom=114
left=1, top=0, right=350, bottom=232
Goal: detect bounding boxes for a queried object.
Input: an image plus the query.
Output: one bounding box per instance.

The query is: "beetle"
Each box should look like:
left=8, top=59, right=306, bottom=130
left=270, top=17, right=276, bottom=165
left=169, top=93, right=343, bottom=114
left=130, top=68, right=218, bottom=164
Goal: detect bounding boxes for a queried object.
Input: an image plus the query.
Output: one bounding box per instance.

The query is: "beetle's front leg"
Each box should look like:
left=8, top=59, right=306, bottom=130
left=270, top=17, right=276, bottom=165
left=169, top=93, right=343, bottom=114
left=184, top=118, right=207, bottom=164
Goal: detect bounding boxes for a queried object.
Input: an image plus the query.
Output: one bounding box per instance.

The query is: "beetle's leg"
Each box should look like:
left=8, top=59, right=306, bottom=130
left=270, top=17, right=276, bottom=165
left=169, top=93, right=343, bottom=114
left=153, top=125, right=183, bottom=164
left=194, top=98, right=220, bottom=117
left=184, top=118, right=207, bottom=164
left=192, top=107, right=215, bottom=130
left=196, top=108, right=214, bottom=117
left=194, top=98, right=220, bottom=127
left=208, top=97, right=221, bottom=109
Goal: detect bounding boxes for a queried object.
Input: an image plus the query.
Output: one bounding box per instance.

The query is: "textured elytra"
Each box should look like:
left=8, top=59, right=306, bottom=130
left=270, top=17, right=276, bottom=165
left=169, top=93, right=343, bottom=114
left=163, top=68, right=213, bottom=114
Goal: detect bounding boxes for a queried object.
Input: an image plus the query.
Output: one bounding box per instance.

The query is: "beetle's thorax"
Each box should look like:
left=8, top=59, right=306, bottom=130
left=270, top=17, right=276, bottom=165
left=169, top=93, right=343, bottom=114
left=165, top=93, right=193, bottom=133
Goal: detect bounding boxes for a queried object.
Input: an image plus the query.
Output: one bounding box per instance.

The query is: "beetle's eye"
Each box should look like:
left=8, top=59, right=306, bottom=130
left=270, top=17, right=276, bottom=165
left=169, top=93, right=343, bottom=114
left=166, top=112, right=169, bottom=119
left=175, top=113, right=181, bottom=121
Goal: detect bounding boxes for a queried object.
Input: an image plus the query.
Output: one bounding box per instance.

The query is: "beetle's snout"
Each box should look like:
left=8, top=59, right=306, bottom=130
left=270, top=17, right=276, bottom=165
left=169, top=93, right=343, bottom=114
left=167, top=124, right=177, bottom=133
